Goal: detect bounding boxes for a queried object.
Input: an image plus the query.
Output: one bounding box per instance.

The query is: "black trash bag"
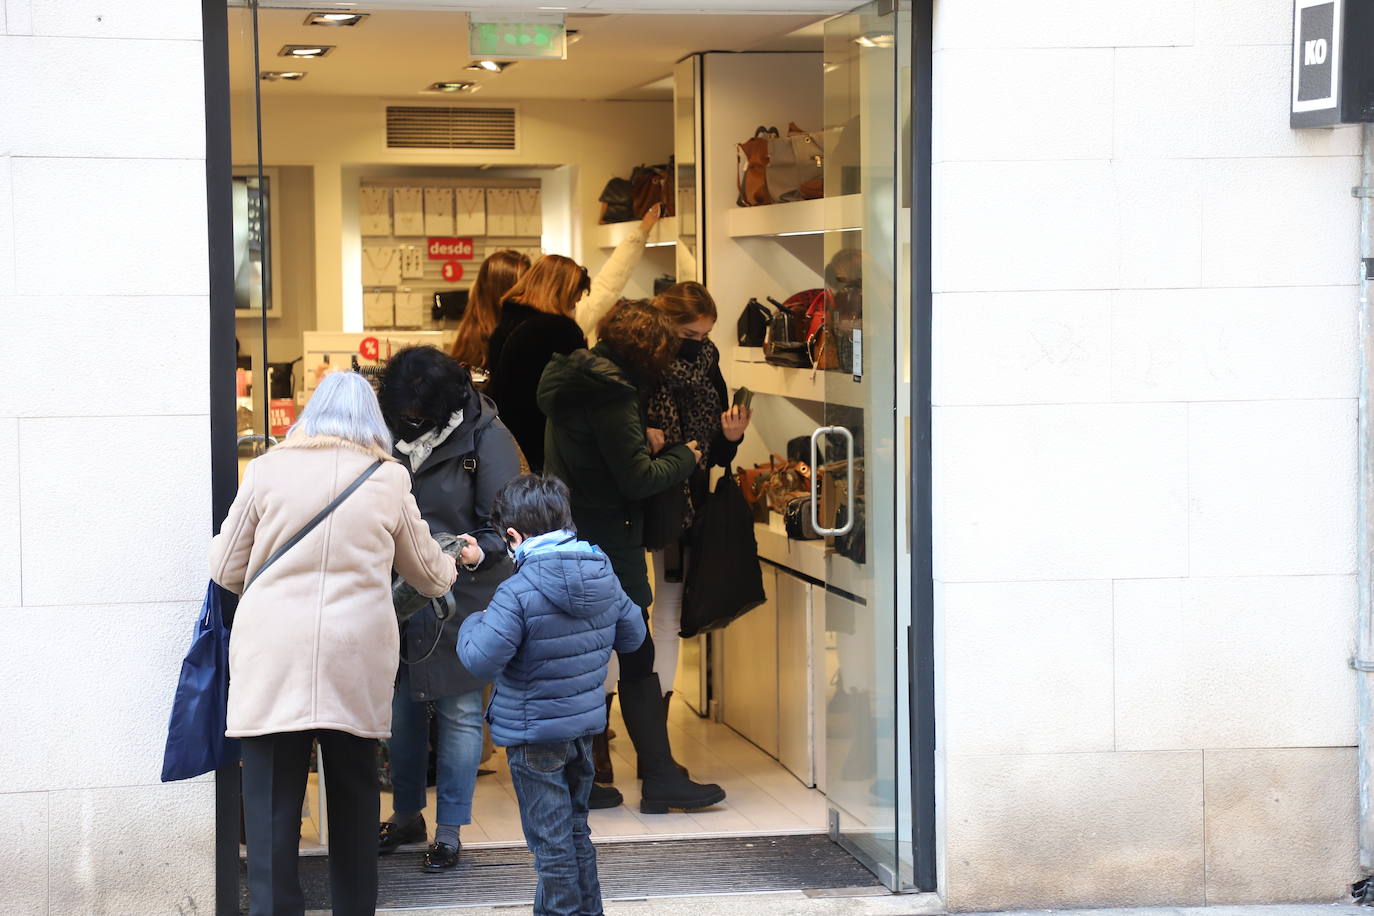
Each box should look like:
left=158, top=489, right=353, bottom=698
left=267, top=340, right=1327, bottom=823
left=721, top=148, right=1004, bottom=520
left=679, top=474, right=766, bottom=638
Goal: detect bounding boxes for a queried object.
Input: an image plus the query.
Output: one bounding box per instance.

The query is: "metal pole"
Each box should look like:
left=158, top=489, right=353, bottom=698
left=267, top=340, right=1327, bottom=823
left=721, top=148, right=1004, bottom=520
left=1356, top=122, right=1374, bottom=884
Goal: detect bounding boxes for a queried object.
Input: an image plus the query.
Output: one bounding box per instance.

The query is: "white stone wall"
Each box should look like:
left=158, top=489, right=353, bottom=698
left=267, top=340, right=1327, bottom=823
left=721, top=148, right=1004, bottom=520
left=0, top=2, right=215, bottom=914
left=933, top=0, right=1363, bottom=909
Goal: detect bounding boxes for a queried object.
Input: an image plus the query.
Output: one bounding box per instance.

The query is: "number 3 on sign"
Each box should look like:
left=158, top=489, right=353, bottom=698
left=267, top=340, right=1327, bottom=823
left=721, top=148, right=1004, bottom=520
left=442, top=261, right=464, bottom=283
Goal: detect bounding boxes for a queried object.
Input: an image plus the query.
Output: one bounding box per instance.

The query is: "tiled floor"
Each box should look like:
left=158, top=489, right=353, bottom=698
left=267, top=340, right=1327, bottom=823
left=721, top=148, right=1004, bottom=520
left=298, top=699, right=827, bottom=852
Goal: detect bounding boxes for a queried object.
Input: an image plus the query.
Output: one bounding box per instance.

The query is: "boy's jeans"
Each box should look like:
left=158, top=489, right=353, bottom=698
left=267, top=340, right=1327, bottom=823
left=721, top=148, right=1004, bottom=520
left=506, top=736, right=602, bottom=916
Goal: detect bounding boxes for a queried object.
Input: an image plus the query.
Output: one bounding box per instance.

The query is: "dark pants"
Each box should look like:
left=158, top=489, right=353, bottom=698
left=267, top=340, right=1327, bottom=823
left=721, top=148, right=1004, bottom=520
left=506, top=736, right=602, bottom=916
left=241, top=730, right=379, bottom=916
left=616, top=605, right=654, bottom=679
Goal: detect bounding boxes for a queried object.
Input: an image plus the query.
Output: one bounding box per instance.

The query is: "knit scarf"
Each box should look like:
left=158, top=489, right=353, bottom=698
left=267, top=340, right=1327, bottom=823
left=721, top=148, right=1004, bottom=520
left=647, top=339, right=722, bottom=525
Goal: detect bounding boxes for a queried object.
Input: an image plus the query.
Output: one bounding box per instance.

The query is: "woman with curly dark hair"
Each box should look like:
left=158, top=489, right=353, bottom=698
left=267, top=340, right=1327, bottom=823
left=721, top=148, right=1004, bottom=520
left=536, top=300, right=727, bottom=815
left=374, top=347, right=521, bottom=872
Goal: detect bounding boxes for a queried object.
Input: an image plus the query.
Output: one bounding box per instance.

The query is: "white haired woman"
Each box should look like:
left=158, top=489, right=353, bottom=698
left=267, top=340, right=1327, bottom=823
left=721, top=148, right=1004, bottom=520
left=210, top=370, right=458, bottom=916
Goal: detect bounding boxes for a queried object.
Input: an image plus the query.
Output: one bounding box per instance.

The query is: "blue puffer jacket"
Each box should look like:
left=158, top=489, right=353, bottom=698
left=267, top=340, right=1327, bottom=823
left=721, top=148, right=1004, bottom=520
left=457, top=530, right=646, bottom=746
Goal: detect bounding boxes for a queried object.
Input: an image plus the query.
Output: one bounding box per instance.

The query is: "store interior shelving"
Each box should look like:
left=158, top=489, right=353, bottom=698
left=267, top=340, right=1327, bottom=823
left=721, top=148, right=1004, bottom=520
left=753, top=522, right=864, bottom=600
left=726, top=194, right=863, bottom=239
left=593, top=215, right=679, bottom=249
left=729, top=353, right=865, bottom=409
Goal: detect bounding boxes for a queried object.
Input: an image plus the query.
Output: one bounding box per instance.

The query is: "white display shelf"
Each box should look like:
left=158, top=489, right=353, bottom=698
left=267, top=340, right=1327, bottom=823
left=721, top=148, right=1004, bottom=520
left=727, top=195, right=864, bottom=238
left=753, top=522, right=864, bottom=598
left=592, top=216, right=678, bottom=249
left=727, top=358, right=866, bottom=408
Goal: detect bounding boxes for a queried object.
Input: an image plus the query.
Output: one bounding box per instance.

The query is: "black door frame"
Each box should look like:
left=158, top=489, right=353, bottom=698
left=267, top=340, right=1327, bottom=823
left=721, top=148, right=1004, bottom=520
left=199, top=0, right=939, bottom=907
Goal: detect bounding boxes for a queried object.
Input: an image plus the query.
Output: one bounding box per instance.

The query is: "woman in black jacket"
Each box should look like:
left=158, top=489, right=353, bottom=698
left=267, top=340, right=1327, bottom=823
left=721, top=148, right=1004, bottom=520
left=537, top=300, right=727, bottom=815
left=486, top=206, right=662, bottom=472
left=644, top=282, right=751, bottom=700
left=375, top=347, right=521, bottom=872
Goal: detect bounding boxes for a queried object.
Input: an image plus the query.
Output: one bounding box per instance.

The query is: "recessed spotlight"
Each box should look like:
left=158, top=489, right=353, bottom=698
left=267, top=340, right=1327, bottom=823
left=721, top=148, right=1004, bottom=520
left=466, top=60, right=514, bottom=73
left=426, top=81, right=478, bottom=93
left=261, top=71, right=308, bottom=81
left=305, top=11, right=369, bottom=26
left=280, top=44, right=335, bottom=58
left=566, top=29, right=582, bottom=45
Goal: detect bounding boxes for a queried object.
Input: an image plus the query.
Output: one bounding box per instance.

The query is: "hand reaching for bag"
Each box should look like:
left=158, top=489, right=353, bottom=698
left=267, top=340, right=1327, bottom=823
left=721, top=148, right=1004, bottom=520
left=721, top=405, right=752, bottom=442
left=641, top=202, right=662, bottom=236
left=647, top=427, right=666, bottom=455
left=686, top=440, right=702, bottom=464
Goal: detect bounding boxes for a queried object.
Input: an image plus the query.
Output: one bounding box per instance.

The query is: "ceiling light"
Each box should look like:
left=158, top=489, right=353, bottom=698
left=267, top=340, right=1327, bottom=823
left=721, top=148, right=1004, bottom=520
left=467, top=60, right=513, bottom=73
left=261, top=71, right=308, bottom=81
left=426, top=81, right=478, bottom=93
left=280, top=44, right=335, bottom=58
left=566, top=29, right=582, bottom=44
left=305, top=11, right=368, bottom=26
left=852, top=32, right=894, bottom=48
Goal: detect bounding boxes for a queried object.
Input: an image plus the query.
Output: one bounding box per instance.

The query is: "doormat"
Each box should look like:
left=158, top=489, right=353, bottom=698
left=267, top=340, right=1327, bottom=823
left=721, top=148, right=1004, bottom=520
left=238, top=834, right=879, bottom=911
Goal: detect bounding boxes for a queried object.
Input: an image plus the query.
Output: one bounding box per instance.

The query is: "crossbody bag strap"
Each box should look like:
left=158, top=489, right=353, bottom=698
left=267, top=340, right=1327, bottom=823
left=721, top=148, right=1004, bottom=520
left=245, top=459, right=384, bottom=592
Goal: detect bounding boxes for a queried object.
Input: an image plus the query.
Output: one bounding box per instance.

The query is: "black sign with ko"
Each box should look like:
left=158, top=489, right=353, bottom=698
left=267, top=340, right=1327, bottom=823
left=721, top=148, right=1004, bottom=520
left=1291, top=0, right=1374, bottom=128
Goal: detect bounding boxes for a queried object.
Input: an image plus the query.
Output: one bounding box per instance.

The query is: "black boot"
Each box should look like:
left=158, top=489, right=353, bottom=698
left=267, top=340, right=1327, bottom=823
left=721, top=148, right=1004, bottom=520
left=593, top=693, right=615, bottom=784
left=589, top=783, right=623, bottom=809
left=620, top=674, right=725, bottom=814
left=636, top=690, right=689, bottom=779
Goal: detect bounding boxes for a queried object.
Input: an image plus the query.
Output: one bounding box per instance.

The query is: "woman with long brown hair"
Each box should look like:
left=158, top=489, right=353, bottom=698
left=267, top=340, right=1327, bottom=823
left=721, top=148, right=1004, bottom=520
left=485, top=205, right=661, bottom=471
left=449, top=249, right=531, bottom=371
left=536, top=299, right=727, bottom=815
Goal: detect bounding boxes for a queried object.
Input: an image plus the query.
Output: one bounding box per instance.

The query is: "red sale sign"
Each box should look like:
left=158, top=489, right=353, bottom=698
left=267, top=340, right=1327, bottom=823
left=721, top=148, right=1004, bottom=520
left=269, top=398, right=296, bottom=437
left=428, top=237, right=475, bottom=260
left=359, top=336, right=380, bottom=361
left=442, top=261, right=464, bottom=282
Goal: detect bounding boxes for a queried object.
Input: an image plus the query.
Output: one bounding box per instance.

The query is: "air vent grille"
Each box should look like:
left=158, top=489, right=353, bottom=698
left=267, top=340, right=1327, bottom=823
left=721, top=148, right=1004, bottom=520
left=385, top=106, right=517, bottom=150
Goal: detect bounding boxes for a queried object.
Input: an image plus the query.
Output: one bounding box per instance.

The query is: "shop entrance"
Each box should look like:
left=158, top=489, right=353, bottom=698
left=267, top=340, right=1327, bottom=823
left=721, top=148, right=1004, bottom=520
left=208, top=0, right=933, bottom=909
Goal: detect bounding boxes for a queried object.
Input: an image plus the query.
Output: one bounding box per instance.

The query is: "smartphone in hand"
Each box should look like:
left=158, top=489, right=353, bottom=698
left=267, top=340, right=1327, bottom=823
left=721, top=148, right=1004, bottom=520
left=732, top=387, right=754, bottom=410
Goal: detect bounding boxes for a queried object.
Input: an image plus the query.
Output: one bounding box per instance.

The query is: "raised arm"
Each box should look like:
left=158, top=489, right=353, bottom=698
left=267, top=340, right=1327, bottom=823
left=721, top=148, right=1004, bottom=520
left=577, top=206, right=659, bottom=342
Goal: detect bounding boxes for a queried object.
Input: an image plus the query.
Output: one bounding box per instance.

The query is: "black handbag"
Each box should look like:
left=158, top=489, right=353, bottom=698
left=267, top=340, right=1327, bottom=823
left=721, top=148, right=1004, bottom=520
left=680, top=475, right=766, bottom=637
left=433, top=289, right=468, bottom=321
left=833, top=499, right=866, bottom=563
left=764, top=296, right=812, bottom=369
left=599, top=177, right=635, bottom=224
left=737, top=297, right=771, bottom=347
left=784, top=495, right=821, bottom=540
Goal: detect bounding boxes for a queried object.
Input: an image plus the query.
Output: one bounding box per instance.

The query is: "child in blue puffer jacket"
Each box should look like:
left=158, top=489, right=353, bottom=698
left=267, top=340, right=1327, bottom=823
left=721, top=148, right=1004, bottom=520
left=458, top=474, right=646, bottom=916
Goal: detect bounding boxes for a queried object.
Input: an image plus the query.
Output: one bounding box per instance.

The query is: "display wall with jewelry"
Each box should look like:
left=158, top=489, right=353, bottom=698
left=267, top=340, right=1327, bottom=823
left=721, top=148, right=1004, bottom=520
left=358, top=175, right=545, bottom=331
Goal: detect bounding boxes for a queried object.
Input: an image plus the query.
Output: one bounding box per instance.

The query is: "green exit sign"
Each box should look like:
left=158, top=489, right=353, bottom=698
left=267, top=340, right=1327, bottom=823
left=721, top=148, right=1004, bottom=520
left=469, top=14, right=567, bottom=60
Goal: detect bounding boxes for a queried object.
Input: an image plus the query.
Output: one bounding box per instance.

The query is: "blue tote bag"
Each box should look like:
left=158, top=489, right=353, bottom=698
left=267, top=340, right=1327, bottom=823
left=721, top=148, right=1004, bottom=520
left=161, top=582, right=238, bottom=782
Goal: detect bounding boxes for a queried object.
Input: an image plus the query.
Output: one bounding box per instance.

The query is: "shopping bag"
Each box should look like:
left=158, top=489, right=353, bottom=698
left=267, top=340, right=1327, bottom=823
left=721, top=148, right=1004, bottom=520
left=680, top=474, right=767, bottom=637
left=161, top=582, right=238, bottom=782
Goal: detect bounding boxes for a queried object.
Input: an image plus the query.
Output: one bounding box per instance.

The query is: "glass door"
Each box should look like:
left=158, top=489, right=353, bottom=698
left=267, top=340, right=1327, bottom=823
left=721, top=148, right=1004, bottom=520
left=818, top=0, right=907, bottom=890
left=228, top=0, right=277, bottom=482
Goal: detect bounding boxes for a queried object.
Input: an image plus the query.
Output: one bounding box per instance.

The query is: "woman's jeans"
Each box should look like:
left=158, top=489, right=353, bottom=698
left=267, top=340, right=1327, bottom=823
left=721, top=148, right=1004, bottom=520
left=388, top=665, right=484, bottom=826
left=507, top=736, right=602, bottom=916
left=242, top=729, right=378, bottom=916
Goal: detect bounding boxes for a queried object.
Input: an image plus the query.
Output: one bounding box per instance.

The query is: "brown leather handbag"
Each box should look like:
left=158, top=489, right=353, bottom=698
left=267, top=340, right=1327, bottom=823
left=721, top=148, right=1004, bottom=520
left=630, top=161, right=675, bottom=218
left=736, top=127, right=777, bottom=207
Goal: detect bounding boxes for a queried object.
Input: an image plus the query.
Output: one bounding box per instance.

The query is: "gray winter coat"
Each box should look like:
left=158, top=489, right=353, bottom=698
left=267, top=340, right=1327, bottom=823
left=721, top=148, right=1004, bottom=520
left=398, top=391, right=522, bottom=700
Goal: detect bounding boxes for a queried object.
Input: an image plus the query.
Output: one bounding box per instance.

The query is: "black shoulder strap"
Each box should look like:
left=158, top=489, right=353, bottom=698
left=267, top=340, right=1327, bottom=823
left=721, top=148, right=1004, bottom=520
left=245, top=459, right=384, bottom=592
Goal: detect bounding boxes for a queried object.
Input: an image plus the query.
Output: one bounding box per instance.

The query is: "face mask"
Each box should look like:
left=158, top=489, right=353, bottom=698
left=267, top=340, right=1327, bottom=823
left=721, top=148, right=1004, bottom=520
left=677, top=338, right=705, bottom=361
left=394, top=415, right=437, bottom=441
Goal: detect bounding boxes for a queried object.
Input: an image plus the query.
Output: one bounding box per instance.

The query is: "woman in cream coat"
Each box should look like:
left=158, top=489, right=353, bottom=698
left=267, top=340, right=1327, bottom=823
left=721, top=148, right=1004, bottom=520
left=210, top=370, right=458, bottom=916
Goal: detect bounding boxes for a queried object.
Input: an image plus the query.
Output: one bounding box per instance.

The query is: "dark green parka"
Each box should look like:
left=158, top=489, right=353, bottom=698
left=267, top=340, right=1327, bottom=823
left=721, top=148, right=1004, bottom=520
left=536, top=343, right=695, bottom=608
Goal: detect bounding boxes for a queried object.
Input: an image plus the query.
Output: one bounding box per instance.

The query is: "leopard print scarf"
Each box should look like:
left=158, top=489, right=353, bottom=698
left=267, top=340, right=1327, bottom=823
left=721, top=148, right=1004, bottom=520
left=647, top=339, right=722, bottom=525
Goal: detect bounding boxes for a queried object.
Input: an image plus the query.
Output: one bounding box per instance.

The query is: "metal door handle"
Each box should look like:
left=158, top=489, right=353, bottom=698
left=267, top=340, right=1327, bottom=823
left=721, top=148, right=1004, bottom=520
left=810, top=426, right=855, bottom=537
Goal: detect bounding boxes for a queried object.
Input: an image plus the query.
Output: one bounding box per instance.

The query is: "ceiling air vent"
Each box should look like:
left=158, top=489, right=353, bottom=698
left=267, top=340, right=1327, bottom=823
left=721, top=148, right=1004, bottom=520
left=385, top=105, right=517, bottom=151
